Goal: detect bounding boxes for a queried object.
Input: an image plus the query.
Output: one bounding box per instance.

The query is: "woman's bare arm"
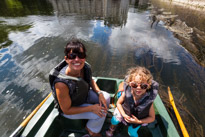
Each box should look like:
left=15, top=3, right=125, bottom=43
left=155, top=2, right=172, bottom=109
left=55, top=82, right=103, bottom=116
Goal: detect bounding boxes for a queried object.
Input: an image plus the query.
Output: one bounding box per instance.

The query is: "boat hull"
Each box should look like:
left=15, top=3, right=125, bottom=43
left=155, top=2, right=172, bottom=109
left=12, top=77, right=180, bottom=137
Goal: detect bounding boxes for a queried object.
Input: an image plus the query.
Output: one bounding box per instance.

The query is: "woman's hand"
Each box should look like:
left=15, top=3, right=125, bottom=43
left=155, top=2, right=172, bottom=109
left=90, top=104, right=107, bottom=117
left=98, top=93, right=108, bottom=110
left=90, top=80, right=108, bottom=111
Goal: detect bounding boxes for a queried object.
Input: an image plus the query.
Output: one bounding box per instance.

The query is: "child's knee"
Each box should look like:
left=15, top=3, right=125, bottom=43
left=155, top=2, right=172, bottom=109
left=101, top=91, right=110, bottom=106
left=128, top=125, right=141, bottom=137
left=111, top=116, right=120, bottom=125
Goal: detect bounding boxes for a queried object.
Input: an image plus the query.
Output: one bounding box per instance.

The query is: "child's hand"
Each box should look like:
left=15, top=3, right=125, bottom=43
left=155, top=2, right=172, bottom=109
left=123, top=114, right=131, bottom=123
left=129, top=115, right=142, bottom=124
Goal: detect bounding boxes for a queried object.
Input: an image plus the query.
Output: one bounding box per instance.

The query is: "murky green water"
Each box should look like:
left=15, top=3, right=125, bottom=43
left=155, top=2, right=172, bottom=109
left=0, top=0, right=205, bottom=136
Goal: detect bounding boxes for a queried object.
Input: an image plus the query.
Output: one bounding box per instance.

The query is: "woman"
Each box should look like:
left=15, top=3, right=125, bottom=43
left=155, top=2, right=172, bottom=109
left=50, top=39, right=110, bottom=137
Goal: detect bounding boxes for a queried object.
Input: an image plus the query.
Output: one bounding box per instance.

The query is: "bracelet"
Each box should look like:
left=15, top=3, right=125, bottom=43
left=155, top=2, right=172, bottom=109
left=97, top=91, right=103, bottom=95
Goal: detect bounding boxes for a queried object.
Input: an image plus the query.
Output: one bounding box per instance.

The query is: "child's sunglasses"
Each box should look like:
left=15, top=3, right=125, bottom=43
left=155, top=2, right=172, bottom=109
left=130, top=82, right=148, bottom=89
left=67, top=52, right=86, bottom=59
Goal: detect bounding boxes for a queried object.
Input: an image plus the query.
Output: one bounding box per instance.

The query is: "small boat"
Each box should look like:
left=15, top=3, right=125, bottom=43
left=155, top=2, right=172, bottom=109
left=10, top=77, right=180, bottom=137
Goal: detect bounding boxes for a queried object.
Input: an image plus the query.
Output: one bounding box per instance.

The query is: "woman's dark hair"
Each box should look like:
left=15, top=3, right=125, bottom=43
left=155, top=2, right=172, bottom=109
left=64, top=39, right=86, bottom=57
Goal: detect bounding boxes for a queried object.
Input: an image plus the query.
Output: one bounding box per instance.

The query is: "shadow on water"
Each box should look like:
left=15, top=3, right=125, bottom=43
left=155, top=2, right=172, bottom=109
left=0, top=0, right=205, bottom=137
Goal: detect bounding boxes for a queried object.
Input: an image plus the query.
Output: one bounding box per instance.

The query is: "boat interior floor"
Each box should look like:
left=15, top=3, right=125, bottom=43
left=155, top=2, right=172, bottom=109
left=42, top=109, right=161, bottom=137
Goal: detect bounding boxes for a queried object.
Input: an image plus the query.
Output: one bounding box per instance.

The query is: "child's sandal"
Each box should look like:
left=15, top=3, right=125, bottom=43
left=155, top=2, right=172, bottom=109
left=106, top=127, right=115, bottom=137
left=106, top=130, right=113, bottom=137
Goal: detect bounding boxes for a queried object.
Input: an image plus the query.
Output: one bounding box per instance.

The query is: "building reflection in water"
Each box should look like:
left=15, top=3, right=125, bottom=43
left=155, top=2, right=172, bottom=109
left=48, top=0, right=149, bottom=27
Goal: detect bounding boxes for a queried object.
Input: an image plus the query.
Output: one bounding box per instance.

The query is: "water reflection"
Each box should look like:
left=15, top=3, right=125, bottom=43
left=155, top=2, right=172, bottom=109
left=0, top=0, right=53, bottom=17
left=130, top=0, right=150, bottom=10
left=149, top=1, right=205, bottom=136
left=109, top=12, right=181, bottom=64
left=48, top=0, right=130, bottom=27
left=0, top=0, right=205, bottom=137
left=150, top=0, right=205, bottom=68
left=91, top=21, right=111, bottom=45
left=0, top=22, right=32, bottom=49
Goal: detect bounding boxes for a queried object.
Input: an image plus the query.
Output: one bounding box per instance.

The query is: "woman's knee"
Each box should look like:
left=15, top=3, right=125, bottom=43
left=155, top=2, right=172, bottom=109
left=103, top=91, right=110, bottom=100
left=103, top=91, right=110, bottom=106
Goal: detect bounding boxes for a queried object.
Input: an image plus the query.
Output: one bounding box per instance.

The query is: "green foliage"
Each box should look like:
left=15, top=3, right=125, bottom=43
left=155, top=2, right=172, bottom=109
left=0, top=22, right=32, bottom=49
left=0, top=0, right=53, bottom=17
left=5, top=0, right=23, bottom=9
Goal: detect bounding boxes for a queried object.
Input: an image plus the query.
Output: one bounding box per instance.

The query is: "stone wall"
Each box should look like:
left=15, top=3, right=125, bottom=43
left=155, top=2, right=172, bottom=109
left=163, top=0, right=205, bottom=10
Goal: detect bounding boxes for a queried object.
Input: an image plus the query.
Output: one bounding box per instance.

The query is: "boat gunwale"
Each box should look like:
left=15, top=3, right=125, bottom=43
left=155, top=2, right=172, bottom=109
left=12, top=77, right=180, bottom=137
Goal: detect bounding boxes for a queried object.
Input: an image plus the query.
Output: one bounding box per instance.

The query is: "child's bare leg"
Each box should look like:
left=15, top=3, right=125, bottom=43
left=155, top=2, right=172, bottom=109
left=106, top=124, right=116, bottom=137
left=106, top=116, right=120, bottom=137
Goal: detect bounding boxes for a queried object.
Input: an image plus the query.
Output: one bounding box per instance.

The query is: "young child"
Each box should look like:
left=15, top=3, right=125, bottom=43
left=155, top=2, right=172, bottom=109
left=106, top=66, right=159, bottom=137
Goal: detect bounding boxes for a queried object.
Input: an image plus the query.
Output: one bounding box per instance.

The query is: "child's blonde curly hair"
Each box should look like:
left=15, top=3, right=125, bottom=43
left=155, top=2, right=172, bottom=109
left=125, top=66, right=153, bottom=89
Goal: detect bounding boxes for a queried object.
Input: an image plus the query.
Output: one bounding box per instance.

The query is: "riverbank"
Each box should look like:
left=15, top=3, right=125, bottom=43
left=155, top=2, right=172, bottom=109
left=161, top=0, right=205, bottom=11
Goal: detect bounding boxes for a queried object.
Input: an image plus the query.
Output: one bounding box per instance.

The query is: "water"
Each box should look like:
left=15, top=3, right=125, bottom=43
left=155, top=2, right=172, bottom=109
left=0, top=0, right=204, bottom=136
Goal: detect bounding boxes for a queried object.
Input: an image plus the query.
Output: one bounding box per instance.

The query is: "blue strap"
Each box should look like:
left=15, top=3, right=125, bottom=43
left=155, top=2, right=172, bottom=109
left=117, top=91, right=123, bottom=99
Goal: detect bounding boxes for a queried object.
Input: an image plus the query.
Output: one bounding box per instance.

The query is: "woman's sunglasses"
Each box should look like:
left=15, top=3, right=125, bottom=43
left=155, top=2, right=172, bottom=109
left=67, top=52, right=86, bottom=59
left=130, top=82, right=148, bottom=89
